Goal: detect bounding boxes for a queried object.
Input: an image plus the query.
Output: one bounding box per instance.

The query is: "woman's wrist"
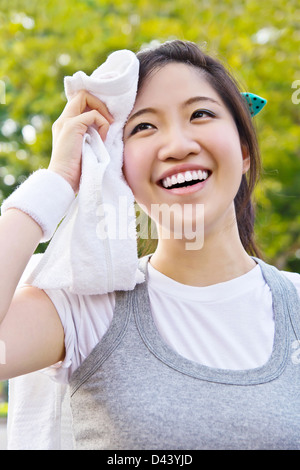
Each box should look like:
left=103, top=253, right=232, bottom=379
left=47, top=161, right=78, bottom=193
left=1, top=169, right=76, bottom=242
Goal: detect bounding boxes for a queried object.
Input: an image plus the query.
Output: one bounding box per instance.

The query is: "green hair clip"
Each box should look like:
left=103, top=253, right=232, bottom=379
left=241, top=92, right=267, bottom=117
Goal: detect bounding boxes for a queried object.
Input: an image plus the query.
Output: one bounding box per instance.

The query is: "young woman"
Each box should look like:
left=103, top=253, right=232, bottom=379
left=0, top=40, right=299, bottom=450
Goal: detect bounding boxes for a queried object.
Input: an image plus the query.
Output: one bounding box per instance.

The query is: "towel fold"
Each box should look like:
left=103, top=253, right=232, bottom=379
left=26, top=49, right=144, bottom=295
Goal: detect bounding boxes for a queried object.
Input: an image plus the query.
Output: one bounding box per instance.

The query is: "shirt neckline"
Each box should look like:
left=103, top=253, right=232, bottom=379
left=133, top=257, right=290, bottom=385
left=147, top=260, right=262, bottom=302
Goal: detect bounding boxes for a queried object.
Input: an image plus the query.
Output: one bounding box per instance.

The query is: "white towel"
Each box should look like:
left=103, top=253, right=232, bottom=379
left=26, top=49, right=144, bottom=295
left=7, top=372, right=73, bottom=450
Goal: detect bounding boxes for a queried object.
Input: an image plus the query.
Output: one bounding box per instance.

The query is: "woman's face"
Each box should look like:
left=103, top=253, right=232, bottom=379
left=123, top=63, right=250, bottom=241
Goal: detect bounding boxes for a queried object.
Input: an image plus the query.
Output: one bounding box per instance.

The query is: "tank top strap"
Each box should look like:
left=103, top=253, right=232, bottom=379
left=254, top=257, right=300, bottom=341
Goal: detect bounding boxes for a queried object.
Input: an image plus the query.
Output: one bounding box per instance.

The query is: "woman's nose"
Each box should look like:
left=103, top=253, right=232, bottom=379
left=157, top=126, right=201, bottom=161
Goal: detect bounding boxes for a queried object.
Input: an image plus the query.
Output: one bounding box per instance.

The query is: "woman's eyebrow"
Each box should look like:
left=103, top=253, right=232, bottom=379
left=126, top=107, right=157, bottom=125
left=184, top=96, right=222, bottom=107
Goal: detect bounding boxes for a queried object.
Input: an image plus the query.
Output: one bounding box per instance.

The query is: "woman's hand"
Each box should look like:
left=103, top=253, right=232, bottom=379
left=48, top=90, right=113, bottom=193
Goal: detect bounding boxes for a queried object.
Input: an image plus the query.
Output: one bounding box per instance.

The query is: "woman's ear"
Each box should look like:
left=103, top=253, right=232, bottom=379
left=241, top=143, right=250, bottom=174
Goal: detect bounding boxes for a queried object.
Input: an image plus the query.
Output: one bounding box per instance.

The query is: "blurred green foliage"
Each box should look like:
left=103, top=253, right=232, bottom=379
left=0, top=380, right=8, bottom=403
left=0, top=0, right=299, bottom=268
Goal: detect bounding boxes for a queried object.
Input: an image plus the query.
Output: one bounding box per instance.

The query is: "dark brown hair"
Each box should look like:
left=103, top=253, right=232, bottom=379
left=135, top=40, right=262, bottom=257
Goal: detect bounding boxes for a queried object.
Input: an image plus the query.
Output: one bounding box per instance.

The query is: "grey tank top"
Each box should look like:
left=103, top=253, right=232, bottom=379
left=69, top=257, right=300, bottom=450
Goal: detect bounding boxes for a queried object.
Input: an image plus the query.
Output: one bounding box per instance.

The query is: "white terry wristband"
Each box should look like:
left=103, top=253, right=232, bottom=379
left=1, top=169, right=75, bottom=242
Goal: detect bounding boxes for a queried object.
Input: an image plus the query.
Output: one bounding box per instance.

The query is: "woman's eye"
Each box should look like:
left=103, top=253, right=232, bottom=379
left=191, top=109, right=215, bottom=120
left=130, top=122, right=155, bottom=135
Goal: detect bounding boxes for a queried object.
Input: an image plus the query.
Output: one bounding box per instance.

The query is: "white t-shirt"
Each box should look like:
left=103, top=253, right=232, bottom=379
left=44, top=261, right=300, bottom=384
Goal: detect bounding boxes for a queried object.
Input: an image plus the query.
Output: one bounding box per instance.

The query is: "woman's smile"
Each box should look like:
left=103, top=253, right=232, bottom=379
left=157, top=162, right=211, bottom=189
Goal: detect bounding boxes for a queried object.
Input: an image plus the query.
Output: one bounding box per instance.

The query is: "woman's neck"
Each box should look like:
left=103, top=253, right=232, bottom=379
left=150, top=223, right=256, bottom=287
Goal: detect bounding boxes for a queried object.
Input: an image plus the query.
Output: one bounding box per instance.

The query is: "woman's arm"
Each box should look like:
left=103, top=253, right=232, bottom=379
left=0, top=91, right=112, bottom=380
left=0, top=208, right=64, bottom=380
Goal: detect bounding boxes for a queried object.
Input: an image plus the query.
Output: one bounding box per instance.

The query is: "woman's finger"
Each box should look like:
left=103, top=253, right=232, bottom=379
left=64, top=109, right=111, bottom=141
left=61, top=90, right=113, bottom=123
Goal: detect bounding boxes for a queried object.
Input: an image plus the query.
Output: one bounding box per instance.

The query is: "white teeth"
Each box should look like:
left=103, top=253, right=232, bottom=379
left=171, top=175, right=177, bottom=185
left=185, top=171, right=193, bottom=181
left=161, top=170, right=209, bottom=188
left=177, top=173, right=185, bottom=183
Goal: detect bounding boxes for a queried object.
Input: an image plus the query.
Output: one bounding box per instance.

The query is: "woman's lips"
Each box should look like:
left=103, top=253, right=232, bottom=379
left=159, top=177, right=209, bottom=195
left=158, top=164, right=211, bottom=183
left=161, top=169, right=209, bottom=189
left=157, top=166, right=211, bottom=195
